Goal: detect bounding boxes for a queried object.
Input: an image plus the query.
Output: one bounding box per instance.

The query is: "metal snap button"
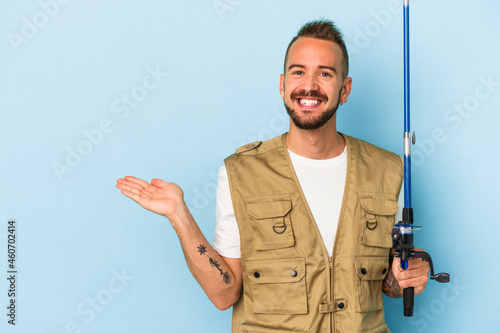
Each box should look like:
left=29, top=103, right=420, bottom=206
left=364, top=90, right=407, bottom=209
left=290, top=270, right=298, bottom=277
left=337, top=302, right=345, bottom=309
left=361, top=268, right=367, bottom=275
left=254, top=272, right=260, bottom=278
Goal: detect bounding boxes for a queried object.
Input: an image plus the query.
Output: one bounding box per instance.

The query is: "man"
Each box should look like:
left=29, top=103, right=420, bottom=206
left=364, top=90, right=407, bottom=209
left=116, top=19, right=429, bottom=332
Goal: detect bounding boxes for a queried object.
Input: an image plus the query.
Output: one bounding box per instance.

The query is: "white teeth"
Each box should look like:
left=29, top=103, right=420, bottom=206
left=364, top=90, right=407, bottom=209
left=299, top=98, right=320, bottom=106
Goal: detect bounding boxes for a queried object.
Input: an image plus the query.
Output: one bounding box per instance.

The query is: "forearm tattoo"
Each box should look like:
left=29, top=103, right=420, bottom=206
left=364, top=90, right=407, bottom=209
left=197, top=244, right=231, bottom=285
left=383, top=268, right=402, bottom=298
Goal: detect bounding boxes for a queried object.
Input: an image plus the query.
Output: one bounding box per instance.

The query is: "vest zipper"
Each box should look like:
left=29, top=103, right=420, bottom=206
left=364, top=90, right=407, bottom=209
left=329, top=256, right=334, bottom=332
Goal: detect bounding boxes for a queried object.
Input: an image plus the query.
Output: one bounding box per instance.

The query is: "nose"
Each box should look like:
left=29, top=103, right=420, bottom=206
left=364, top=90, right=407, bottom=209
left=302, top=73, right=319, bottom=92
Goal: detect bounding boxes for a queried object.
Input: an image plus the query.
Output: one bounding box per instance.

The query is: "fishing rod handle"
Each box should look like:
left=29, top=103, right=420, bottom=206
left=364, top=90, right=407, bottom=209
left=403, top=286, right=414, bottom=316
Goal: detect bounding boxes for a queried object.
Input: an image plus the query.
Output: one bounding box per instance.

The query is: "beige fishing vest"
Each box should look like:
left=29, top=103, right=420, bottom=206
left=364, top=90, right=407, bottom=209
left=224, top=133, right=403, bottom=333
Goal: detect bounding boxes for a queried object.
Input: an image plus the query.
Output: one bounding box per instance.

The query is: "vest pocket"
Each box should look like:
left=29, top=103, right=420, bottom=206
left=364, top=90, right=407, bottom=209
left=354, top=256, right=389, bottom=313
left=359, top=193, right=398, bottom=248
left=244, top=258, right=307, bottom=314
left=246, top=194, right=295, bottom=251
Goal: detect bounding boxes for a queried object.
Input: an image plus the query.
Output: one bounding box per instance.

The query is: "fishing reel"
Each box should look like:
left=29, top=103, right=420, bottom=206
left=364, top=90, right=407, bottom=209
left=392, top=208, right=450, bottom=316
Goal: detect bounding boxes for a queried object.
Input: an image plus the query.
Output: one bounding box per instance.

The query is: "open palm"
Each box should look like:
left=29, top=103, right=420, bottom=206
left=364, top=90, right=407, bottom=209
left=116, top=176, right=184, bottom=219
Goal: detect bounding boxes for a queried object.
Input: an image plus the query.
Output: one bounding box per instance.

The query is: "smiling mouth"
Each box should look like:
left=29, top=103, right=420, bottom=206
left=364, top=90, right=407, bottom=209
left=298, top=98, right=321, bottom=106
left=291, top=90, right=327, bottom=108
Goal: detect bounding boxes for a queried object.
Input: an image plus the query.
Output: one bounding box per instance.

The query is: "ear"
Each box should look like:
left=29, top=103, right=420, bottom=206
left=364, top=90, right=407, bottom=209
left=340, top=77, right=353, bottom=105
left=279, top=74, right=285, bottom=101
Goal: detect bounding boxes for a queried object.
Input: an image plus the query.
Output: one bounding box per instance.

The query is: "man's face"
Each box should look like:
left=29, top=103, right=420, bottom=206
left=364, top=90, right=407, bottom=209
left=280, top=37, right=351, bottom=130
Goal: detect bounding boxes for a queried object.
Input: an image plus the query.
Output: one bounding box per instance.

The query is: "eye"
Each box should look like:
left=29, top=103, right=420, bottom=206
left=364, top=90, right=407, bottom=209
left=292, top=70, right=304, bottom=75
left=320, top=72, right=332, bottom=77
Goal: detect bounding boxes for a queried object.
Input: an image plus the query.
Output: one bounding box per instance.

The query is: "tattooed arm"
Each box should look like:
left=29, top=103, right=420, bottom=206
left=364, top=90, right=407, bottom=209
left=116, top=176, right=242, bottom=310
left=383, top=249, right=430, bottom=298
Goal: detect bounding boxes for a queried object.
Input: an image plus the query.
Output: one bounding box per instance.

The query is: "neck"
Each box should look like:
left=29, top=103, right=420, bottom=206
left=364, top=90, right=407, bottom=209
left=286, top=118, right=345, bottom=159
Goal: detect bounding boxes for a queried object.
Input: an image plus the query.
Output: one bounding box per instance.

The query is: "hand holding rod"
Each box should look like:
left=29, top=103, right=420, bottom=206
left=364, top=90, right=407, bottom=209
left=392, top=222, right=450, bottom=316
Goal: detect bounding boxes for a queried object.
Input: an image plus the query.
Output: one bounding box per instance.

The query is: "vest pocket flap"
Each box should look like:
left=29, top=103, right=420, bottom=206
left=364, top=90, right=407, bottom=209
left=246, top=197, right=292, bottom=220
left=244, top=194, right=295, bottom=251
left=354, top=256, right=388, bottom=313
left=359, top=192, right=398, bottom=248
left=246, top=258, right=305, bottom=284
left=243, top=258, right=308, bottom=315
left=359, top=193, right=398, bottom=216
left=354, top=257, right=389, bottom=281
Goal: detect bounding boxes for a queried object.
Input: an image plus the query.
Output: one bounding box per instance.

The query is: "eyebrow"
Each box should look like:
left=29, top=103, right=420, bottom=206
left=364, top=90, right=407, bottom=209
left=287, top=64, right=338, bottom=74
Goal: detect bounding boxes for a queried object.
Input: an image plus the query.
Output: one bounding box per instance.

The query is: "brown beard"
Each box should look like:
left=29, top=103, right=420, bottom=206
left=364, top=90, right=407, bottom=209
left=284, top=89, right=341, bottom=130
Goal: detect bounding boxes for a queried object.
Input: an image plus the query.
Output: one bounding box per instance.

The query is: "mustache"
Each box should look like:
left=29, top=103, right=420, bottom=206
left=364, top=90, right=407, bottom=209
left=290, top=89, right=328, bottom=101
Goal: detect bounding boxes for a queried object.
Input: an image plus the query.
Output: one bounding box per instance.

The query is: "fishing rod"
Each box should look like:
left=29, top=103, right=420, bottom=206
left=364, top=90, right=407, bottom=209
left=391, top=0, right=450, bottom=317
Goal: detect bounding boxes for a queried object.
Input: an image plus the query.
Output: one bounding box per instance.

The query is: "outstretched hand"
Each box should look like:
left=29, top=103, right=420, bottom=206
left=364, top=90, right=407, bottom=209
left=116, top=176, right=185, bottom=220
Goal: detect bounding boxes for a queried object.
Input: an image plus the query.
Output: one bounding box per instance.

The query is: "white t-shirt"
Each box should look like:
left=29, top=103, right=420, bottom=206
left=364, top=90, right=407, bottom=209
left=212, top=147, right=348, bottom=258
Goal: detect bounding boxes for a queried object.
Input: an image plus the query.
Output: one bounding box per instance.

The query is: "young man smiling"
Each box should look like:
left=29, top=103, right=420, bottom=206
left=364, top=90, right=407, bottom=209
left=116, top=19, right=429, bottom=333
left=280, top=35, right=351, bottom=159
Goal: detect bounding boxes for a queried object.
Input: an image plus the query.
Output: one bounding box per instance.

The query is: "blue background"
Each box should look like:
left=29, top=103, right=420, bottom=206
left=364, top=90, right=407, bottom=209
left=1, top=1, right=498, bottom=332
